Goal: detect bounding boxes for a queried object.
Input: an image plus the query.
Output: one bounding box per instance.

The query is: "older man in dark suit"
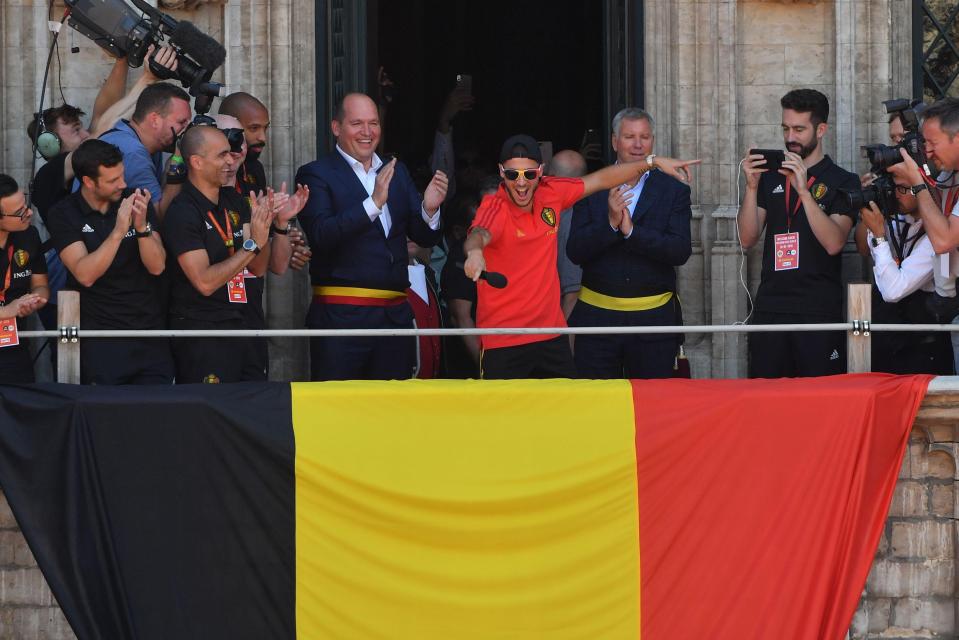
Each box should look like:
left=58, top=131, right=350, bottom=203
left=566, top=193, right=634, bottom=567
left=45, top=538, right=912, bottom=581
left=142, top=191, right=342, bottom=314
left=295, top=93, right=447, bottom=380
left=567, top=108, right=692, bottom=379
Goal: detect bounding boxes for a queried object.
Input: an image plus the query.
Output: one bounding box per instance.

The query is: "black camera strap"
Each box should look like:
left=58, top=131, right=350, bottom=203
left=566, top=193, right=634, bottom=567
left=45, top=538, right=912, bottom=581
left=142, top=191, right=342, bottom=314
left=886, top=216, right=925, bottom=264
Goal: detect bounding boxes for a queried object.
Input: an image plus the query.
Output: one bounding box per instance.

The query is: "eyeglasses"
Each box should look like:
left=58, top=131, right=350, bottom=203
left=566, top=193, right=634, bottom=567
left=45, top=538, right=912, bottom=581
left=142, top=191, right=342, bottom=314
left=502, top=167, right=541, bottom=181
left=0, top=206, right=29, bottom=219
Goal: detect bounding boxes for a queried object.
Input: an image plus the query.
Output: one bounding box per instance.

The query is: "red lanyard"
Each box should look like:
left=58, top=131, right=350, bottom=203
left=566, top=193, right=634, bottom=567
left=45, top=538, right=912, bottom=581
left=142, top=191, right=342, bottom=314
left=784, top=176, right=817, bottom=232
left=207, top=210, right=235, bottom=256
left=0, top=244, right=15, bottom=304
left=943, top=185, right=959, bottom=217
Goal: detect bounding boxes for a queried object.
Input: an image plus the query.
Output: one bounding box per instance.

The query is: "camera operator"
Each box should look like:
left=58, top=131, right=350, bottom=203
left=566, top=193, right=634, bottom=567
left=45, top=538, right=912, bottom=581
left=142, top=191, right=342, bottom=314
left=860, top=173, right=955, bottom=374
left=855, top=113, right=909, bottom=256
left=738, top=89, right=861, bottom=378
left=95, top=82, right=193, bottom=220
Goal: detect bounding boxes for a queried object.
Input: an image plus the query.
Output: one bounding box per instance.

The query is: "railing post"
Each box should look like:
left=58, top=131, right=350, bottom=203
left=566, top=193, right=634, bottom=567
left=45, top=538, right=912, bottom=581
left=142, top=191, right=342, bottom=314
left=56, top=291, right=80, bottom=384
left=846, top=283, right=872, bottom=373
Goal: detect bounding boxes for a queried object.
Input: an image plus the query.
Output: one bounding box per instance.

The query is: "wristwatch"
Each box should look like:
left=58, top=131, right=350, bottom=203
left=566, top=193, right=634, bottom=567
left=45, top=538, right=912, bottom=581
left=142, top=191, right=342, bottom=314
left=270, top=223, right=290, bottom=236
left=910, top=183, right=928, bottom=196
left=242, top=238, right=261, bottom=255
left=645, top=154, right=657, bottom=170
left=134, top=223, right=152, bottom=238
left=871, top=235, right=887, bottom=248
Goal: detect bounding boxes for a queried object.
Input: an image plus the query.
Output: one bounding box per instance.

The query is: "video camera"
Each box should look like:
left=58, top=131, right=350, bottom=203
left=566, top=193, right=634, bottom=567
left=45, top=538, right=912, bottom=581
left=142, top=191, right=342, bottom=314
left=836, top=99, right=930, bottom=217
left=63, top=0, right=226, bottom=114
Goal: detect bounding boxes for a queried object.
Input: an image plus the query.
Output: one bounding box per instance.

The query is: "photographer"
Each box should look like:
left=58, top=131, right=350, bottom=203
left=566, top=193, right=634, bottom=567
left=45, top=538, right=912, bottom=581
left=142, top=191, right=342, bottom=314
left=860, top=173, right=955, bottom=374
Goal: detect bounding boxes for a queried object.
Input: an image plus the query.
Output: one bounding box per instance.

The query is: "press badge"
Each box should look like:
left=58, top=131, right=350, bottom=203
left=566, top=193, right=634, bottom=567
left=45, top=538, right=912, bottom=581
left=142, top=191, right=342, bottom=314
left=228, top=273, right=248, bottom=303
left=0, top=318, right=19, bottom=348
left=774, top=232, right=800, bottom=271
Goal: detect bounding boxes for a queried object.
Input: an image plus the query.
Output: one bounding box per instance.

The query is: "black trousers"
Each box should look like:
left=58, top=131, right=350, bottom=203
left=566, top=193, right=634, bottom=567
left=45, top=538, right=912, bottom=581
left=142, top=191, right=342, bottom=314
left=170, top=317, right=258, bottom=384
left=481, top=336, right=576, bottom=379
left=0, top=343, right=35, bottom=384
left=749, top=310, right=845, bottom=378
left=307, top=302, right=416, bottom=381
left=568, top=298, right=680, bottom=379
left=81, top=338, right=175, bottom=385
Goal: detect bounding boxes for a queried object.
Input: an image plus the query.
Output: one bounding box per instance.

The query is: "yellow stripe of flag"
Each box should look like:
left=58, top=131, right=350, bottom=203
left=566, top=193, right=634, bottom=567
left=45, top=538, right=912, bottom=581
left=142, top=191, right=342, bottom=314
left=292, top=379, right=640, bottom=639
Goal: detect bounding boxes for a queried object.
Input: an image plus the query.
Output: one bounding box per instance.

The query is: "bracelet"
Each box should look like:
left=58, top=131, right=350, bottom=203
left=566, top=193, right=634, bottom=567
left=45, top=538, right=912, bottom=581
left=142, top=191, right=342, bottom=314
left=271, top=223, right=290, bottom=236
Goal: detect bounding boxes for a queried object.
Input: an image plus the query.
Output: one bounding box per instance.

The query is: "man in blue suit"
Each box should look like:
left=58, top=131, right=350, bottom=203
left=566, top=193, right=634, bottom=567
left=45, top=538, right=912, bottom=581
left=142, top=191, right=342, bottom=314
left=295, top=93, right=447, bottom=380
left=566, top=108, right=692, bottom=378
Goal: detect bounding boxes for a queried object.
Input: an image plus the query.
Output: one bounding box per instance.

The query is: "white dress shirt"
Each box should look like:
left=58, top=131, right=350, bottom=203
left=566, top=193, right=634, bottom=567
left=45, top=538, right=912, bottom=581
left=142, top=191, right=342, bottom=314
left=335, top=145, right=441, bottom=236
left=611, top=169, right=652, bottom=239
left=868, top=214, right=959, bottom=302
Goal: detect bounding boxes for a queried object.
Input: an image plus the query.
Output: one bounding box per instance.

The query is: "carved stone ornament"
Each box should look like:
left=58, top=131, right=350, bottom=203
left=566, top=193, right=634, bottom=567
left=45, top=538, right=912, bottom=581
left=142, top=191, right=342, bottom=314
left=158, top=0, right=226, bottom=9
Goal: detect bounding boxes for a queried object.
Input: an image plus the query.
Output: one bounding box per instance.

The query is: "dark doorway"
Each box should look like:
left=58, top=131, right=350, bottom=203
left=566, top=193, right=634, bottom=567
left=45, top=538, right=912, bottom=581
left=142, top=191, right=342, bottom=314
left=367, top=1, right=605, bottom=183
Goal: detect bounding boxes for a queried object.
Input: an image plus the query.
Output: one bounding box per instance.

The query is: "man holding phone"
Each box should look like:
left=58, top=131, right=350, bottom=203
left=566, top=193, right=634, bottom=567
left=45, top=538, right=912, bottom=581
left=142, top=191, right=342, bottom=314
left=737, top=88, right=860, bottom=377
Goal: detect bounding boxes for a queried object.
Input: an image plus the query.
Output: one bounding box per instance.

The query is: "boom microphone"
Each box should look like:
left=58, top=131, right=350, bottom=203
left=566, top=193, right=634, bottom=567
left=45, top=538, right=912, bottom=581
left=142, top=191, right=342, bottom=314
left=455, top=262, right=508, bottom=289
left=169, top=21, right=226, bottom=71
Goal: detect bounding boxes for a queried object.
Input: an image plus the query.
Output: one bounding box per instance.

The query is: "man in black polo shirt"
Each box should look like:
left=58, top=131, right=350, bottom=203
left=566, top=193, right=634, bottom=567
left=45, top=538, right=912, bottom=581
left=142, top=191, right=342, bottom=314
left=48, top=139, right=173, bottom=384
left=0, top=175, right=49, bottom=383
left=738, top=89, right=860, bottom=377
left=162, top=125, right=274, bottom=384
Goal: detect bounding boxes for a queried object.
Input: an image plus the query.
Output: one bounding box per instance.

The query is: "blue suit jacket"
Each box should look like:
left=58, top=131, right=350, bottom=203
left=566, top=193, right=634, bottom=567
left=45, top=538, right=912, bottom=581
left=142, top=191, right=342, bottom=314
left=566, top=169, right=691, bottom=298
left=295, top=152, right=442, bottom=292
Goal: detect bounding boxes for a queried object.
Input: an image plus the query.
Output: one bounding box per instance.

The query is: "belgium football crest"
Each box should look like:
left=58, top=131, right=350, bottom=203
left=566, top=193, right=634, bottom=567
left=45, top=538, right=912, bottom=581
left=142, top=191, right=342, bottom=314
left=203, top=374, right=221, bottom=384
left=228, top=210, right=240, bottom=227
left=812, top=183, right=827, bottom=201
left=13, top=250, right=28, bottom=268
left=540, top=207, right=556, bottom=227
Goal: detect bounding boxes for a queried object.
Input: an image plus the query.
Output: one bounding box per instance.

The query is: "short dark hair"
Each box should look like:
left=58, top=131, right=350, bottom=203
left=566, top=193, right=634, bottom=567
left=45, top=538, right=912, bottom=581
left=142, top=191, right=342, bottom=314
left=780, top=89, right=830, bottom=126
left=26, top=104, right=86, bottom=140
left=0, top=174, right=18, bottom=201
left=180, top=126, right=226, bottom=170
left=923, top=97, right=959, bottom=137
left=132, top=83, right=191, bottom=123
left=72, top=139, right=123, bottom=182
left=218, top=92, right=267, bottom=118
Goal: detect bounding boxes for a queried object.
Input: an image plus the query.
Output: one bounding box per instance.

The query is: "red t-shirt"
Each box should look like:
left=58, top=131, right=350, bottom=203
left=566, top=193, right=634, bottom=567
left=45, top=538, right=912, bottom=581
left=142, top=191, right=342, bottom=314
left=470, top=176, right=585, bottom=350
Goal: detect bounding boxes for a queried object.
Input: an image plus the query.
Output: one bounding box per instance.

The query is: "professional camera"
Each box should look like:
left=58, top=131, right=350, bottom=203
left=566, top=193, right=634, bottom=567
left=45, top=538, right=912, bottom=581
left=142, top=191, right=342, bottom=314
left=63, top=0, right=226, bottom=114
left=835, top=99, right=929, bottom=217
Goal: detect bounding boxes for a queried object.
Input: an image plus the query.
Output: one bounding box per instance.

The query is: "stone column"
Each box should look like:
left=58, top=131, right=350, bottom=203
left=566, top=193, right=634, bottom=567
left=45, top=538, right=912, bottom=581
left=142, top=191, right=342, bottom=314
left=225, top=0, right=316, bottom=381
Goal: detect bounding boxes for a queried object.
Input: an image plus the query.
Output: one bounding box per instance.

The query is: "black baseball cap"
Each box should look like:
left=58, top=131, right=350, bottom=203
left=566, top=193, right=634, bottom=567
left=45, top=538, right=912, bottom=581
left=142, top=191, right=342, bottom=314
left=499, top=134, right=543, bottom=164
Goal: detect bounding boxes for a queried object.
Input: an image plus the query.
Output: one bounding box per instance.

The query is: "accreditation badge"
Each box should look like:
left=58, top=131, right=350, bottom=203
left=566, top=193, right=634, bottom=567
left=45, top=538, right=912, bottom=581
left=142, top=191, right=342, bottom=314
left=774, top=232, right=800, bottom=271
left=242, top=267, right=255, bottom=279
left=0, top=318, right=19, bottom=348
left=228, top=273, right=248, bottom=304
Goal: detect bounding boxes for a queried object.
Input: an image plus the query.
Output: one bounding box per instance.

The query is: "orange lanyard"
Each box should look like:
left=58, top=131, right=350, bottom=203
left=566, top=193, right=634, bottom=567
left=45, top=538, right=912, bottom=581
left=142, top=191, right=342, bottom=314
left=206, top=210, right=235, bottom=256
left=0, top=244, right=15, bottom=304
left=784, top=176, right=817, bottom=232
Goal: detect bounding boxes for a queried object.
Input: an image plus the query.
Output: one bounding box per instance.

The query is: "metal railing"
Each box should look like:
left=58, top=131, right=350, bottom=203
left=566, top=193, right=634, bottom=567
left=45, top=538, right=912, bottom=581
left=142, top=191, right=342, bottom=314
left=41, top=284, right=957, bottom=383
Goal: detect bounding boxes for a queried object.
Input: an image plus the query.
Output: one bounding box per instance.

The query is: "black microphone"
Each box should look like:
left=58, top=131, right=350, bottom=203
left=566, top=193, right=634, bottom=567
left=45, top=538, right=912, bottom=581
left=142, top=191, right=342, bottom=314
left=169, top=21, right=227, bottom=71
left=455, top=262, right=507, bottom=289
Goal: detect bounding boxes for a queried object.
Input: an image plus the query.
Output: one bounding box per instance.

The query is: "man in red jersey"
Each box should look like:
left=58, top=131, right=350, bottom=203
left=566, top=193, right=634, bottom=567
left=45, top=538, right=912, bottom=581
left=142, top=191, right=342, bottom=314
left=464, top=134, right=698, bottom=378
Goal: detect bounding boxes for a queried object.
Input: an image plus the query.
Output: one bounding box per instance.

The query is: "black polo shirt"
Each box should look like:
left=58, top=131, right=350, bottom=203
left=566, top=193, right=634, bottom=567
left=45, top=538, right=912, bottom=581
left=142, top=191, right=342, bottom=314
left=47, top=190, right=163, bottom=330
left=31, top=153, right=70, bottom=226
left=238, top=157, right=267, bottom=195
left=163, top=182, right=251, bottom=323
left=755, top=155, right=860, bottom=319
left=0, top=226, right=47, bottom=305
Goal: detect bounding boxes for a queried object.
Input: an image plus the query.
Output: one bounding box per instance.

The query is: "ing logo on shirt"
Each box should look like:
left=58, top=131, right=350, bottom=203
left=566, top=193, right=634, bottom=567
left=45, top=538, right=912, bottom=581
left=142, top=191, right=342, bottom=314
left=228, top=210, right=240, bottom=227
left=540, top=207, right=556, bottom=227
left=813, top=183, right=828, bottom=200
left=14, top=250, right=28, bottom=268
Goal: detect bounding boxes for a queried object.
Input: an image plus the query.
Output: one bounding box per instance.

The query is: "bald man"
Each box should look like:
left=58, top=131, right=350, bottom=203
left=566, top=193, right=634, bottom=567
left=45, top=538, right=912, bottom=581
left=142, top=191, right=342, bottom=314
left=548, top=150, right=588, bottom=318
left=162, top=126, right=274, bottom=383
left=219, top=92, right=271, bottom=194
left=295, top=92, right=448, bottom=380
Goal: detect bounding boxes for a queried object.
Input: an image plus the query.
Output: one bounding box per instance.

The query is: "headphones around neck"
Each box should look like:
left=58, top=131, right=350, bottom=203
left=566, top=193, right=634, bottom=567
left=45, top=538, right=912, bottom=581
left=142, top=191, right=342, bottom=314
left=32, top=112, right=62, bottom=160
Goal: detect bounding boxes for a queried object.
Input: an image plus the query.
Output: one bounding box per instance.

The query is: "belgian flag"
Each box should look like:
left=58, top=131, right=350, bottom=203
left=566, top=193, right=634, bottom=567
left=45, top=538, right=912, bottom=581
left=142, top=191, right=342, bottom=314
left=0, top=375, right=929, bottom=639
